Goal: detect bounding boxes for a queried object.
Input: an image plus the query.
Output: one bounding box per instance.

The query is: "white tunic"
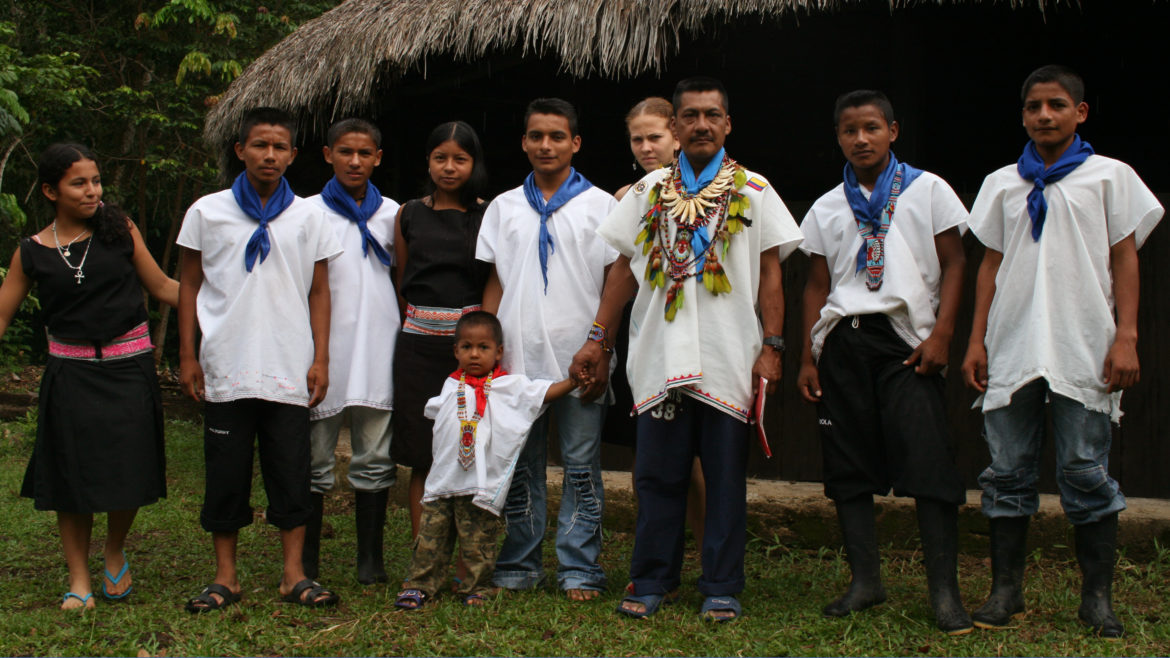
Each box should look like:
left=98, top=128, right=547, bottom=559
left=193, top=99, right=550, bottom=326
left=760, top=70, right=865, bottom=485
left=177, top=190, right=342, bottom=405
left=598, top=166, right=803, bottom=420
left=800, top=172, right=969, bottom=361
left=423, top=374, right=552, bottom=515
left=304, top=194, right=401, bottom=420
left=476, top=185, right=618, bottom=399
left=967, top=155, right=1163, bottom=421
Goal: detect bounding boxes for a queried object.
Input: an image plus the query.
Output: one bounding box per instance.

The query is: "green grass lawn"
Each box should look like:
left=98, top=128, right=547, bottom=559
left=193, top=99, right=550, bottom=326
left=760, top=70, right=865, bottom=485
left=0, top=416, right=1167, bottom=656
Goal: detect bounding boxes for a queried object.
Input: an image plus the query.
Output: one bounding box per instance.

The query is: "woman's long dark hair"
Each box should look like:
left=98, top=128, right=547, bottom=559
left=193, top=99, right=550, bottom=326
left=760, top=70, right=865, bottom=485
left=37, top=143, right=130, bottom=245
left=421, top=121, right=487, bottom=210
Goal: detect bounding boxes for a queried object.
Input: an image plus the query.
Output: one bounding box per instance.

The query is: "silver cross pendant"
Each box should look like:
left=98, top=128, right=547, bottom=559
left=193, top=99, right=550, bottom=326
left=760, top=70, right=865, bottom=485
left=74, top=270, right=85, bottom=285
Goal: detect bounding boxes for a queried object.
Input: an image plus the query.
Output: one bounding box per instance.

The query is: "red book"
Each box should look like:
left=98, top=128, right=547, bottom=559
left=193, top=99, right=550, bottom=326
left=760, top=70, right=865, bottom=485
left=752, top=376, right=772, bottom=458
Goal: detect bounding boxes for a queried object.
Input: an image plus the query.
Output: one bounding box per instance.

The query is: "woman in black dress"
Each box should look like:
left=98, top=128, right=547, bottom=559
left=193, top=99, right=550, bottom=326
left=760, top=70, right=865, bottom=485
left=0, top=144, right=178, bottom=609
left=392, top=122, right=490, bottom=539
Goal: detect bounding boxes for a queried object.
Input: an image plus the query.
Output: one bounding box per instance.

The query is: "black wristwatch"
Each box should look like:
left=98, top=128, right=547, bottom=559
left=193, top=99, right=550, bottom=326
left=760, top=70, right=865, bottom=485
left=763, top=336, right=785, bottom=352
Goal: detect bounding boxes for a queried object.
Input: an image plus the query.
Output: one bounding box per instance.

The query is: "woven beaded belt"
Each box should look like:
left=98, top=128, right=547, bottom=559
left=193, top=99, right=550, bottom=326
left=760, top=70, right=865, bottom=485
left=403, top=304, right=482, bottom=337
left=48, top=321, right=153, bottom=361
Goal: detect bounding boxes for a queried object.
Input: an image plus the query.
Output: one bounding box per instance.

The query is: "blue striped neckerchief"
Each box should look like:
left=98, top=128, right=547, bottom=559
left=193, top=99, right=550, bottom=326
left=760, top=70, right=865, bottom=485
left=321, top=175, right=391, bottom=266
left=1016, top=135, right=1094, bottom=241
left=231, top=172, right=295, bottom=272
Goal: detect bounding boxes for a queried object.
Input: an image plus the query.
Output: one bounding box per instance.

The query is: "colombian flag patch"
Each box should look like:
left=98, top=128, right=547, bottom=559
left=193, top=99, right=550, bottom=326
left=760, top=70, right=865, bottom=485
left=746, top=177, right=766, bottom=191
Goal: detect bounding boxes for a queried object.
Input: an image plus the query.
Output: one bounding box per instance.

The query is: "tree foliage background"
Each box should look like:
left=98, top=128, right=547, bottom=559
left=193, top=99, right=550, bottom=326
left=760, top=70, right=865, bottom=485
left=0, top=0, right=339, bottom=363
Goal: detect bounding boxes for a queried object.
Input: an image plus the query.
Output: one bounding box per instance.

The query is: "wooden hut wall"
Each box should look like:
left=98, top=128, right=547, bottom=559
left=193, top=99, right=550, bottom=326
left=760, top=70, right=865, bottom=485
left=278, top=2, right=1170, bottom=497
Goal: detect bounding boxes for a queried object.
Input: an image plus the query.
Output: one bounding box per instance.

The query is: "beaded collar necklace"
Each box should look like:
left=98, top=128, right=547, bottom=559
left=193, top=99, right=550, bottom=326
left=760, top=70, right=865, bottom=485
left=636, top=155, right=752, bottom=320
left=455, top=370, right=494, bottom=470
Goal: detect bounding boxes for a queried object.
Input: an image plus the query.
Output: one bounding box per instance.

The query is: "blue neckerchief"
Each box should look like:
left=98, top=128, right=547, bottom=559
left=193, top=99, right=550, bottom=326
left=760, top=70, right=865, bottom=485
left=676, top=149, right=727, bottom=280
left=843, top=152, right=923, bottom=274
left=523, top=168, right=593, bottom=294
left=1016, top=135, right=1094, bottom=241
left=679, top=148, right=725, bottom=194
left=231, top=172, right=296, bottom=272
left=321, top=176, right=391, bottom=267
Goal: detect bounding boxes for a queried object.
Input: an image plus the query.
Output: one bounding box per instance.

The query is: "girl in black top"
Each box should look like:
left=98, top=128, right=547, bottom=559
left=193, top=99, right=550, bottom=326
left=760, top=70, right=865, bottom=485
left=0, top=144, right=178, bottom=610
left=392, top=122, right=490, bottom=541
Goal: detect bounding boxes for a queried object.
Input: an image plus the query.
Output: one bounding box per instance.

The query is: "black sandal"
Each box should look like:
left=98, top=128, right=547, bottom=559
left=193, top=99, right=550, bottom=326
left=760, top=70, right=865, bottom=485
left=185, top=583, right=241, bottom=613
left=281, top=579, right=339, bottom=608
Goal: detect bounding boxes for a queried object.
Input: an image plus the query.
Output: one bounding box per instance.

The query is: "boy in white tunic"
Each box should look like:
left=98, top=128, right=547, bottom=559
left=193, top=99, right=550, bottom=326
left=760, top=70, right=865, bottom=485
left=962, top=65, right=1163, bottom=638
left=303, top=118, right=401, bottom=585
left=394, top=312, right=577, bottom=609
left=478, top=98, right=617, bottom=599
left=178, top=107, right=343, bottom=611
left=797, top=90, right=971, bottom=634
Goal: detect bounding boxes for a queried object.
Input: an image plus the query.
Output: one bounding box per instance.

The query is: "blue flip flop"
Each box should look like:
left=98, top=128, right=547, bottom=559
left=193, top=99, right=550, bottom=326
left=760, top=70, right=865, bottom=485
left=63, top=591, right=93, bottom=609
left=700, top=595, right=742, bottom=622
left=102, top=550, right=133, bottom=600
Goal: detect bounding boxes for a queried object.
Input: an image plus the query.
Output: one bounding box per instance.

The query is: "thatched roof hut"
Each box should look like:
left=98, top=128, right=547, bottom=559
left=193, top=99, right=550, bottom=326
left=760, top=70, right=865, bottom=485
left=200, top=0, right=1170, bottom=497
left=204, top=0, right=1066, bottom=147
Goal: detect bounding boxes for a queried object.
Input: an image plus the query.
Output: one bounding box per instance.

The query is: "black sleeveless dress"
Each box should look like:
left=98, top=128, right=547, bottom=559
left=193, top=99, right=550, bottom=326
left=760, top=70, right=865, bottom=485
left=391, top=199, right=489, bottom=469
left=18, top=233, right=166, bottom=513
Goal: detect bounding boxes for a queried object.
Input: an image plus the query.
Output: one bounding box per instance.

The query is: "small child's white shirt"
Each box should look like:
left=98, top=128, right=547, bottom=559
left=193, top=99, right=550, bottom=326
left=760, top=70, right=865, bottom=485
left=423, top=373, right=552, bottom=515
left=967, top=154, right=1163, bottom=421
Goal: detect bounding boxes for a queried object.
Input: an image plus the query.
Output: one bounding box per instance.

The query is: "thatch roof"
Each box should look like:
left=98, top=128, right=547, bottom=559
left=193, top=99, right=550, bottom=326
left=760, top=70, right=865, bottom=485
left=203, top=0, right=1059, bottom=146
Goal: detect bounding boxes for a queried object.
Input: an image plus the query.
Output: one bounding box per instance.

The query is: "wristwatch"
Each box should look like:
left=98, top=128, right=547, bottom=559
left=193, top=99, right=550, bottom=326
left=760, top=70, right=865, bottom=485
left=762, top=336, right=785, bottom=352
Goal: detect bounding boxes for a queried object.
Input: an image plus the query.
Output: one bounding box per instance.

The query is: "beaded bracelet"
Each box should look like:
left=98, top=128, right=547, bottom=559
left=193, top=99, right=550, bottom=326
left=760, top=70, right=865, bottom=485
left=587, top=321, right=613, bottom=353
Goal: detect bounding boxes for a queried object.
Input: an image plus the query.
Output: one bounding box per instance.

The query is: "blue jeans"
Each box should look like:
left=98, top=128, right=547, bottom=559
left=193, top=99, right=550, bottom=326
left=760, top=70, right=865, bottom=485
left=979, top=378, right=1126, bottom=525
left=493, top=396, right=606, bottom=591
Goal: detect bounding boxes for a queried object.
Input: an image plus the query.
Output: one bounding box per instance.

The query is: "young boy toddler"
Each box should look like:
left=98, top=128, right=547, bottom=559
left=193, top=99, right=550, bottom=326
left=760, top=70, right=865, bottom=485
left=395, top=311, right=578, bottom=608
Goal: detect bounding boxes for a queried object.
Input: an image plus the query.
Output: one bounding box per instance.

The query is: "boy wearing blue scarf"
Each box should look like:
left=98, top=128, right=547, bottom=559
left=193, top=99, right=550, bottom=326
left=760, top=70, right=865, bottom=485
left=178, top=107, right=343, bottom=611
left=302, top=118, right=401, bottom=586
left=477, top=98, right=617, bottom=601
left=962, top=66, right=1163, bottom=638
left=797, top=90, right=971, bottom=634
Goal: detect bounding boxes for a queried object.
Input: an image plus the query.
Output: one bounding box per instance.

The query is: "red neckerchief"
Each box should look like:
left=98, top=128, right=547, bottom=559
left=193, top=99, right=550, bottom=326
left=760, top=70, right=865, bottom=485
left=450, top=366, right=507, bottom=416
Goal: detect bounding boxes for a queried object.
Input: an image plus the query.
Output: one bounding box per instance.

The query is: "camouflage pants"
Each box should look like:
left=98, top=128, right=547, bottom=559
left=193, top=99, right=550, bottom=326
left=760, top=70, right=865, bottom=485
left=407, top=496, right=502, bottom=598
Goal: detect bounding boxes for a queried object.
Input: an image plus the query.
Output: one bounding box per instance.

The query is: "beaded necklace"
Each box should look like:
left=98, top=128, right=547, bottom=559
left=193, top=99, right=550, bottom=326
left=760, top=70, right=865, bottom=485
left=455, top=370, right=494, bottom=470
left=636, top=155, right=752, bottom=320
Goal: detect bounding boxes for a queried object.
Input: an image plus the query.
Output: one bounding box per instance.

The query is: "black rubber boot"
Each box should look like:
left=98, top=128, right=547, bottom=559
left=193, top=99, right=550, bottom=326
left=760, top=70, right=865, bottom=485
left=355, top=489, right=389, bottom=585
left=302, top=492, right=324, bottom=580
left=972, top=515, right=1029, bottom=629
left=1075, top=513, right=1124, bottom=638
left=916, top=499, right=973, bottom=635
left=823, top=496, right=887, bottom=617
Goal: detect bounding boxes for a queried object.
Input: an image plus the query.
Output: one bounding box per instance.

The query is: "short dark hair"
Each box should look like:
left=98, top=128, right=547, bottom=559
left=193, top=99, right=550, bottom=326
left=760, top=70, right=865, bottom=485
left=327, top=118, right=381, bottom=149
left=423, top=120, right=488, bottom=210
left=672, top=77, right=730, bottom=114
left=524, top=98, right=579, bottom=137
left=1021, top=65, right=1085, bottom=105
left=455, top=311, right=504, bottom=345
left=238, top=106, right=297, bottom=145
left=833, top=90, right=896, bottom=127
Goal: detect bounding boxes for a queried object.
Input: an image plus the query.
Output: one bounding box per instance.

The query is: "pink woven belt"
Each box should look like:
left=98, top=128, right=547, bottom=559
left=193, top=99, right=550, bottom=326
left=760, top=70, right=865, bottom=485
left=48, top=322, right=153, bottom=361
left=403, top=303, right=482, bottom=337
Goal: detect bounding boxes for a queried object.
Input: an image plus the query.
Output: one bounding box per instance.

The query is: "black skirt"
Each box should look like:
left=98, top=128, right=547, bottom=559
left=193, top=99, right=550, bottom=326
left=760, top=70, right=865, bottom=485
left=391, top=331, right=459, bottom=470
left=21, top=352, right=166, bottom=513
